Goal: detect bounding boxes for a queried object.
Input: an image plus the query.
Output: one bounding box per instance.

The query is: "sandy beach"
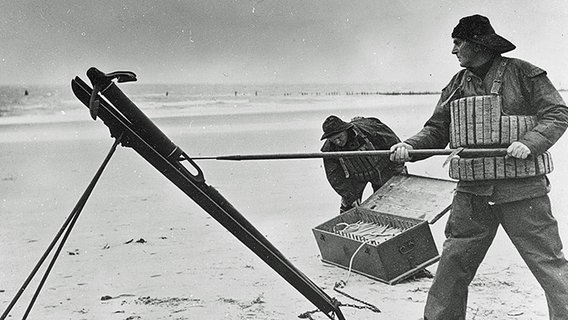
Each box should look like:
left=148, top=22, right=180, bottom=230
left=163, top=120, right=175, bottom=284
left=1, top=92, right=568, bottom=320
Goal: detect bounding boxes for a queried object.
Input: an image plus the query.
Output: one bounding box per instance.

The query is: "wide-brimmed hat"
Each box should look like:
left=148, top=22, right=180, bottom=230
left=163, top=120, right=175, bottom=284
left=452, top=14, right=515, bottom=53
left=320, top=115, right=353, bottom=140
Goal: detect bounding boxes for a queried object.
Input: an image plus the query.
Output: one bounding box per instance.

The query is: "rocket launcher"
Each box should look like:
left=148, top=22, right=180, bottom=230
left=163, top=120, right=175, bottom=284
left=71, top=68, right=345, bottom=320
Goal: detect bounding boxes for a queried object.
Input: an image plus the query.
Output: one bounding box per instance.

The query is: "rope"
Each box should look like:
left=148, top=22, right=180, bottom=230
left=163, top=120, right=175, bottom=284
left=334, top=220, right=403, bottom=246
left=333, top=281, right=381, bottom=313
left=332, top=239, right=381, bottom=313
left=344, top=239, right=371, bottom=284
left=298, top=235, right=381, bottom=319
left=1, top=135, right=123, bottom=320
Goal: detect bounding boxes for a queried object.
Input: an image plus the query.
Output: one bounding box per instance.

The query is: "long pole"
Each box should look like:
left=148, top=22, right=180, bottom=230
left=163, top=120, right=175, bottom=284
left=190, top=148, right=509, bottom=161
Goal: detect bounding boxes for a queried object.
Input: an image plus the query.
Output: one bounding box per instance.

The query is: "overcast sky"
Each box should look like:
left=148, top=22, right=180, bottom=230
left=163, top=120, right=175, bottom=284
left=1, top=0, right=567, bottom=89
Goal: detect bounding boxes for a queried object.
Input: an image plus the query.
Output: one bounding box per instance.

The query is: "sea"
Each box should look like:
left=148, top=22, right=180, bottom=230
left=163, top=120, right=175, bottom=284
left=0, top=82, right=442, bottom=125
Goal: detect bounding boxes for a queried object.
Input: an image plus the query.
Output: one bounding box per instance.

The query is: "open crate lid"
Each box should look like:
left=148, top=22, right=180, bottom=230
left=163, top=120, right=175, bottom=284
left=360, top=174, right=456, bottom=224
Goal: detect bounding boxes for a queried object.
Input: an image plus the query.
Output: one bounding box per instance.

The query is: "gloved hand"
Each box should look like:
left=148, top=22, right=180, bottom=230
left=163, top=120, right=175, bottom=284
left=339, top=204, right=352, bottom=214
left=340, top=198, right=361, bottom=214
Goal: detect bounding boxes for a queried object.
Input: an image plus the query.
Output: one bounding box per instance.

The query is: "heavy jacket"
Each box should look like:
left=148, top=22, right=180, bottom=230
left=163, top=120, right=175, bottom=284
left=405, top=56, right=568, bottom=203
left=321, top=117, right=404, bottom=202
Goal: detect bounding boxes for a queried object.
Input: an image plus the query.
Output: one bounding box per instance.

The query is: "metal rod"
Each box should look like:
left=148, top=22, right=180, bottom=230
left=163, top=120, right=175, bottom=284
left=191, top=148, right=509, bottom=161
left=1, top=136, right=122, bottom=320
left=22, top=135, right=123, bottom=320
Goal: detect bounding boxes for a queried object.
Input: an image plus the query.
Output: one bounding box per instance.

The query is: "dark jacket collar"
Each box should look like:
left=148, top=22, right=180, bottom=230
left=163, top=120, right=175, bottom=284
left=468, top=55, right=499, bottom=79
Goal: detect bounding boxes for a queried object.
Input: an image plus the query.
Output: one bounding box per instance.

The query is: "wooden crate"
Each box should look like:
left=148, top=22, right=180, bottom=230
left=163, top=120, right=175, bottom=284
left=312, top=174, right=456, bottom=284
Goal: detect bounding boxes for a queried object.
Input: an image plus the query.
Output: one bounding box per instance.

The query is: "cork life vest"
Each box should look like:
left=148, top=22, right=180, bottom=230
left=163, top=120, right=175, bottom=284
left=337, top=127, right=387, bottom=182
left=448, top=58, right=553, bottom=181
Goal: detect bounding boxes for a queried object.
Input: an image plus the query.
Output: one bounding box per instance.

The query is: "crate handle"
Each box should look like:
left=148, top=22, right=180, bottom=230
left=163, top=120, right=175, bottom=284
left=398, top=240, right=416, bottom=255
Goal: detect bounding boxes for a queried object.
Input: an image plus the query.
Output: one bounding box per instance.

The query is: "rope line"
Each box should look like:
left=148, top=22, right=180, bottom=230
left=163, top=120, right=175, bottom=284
left=297, top=233, right=382, bottom=318
left=333, top=282, right=381, bottom=313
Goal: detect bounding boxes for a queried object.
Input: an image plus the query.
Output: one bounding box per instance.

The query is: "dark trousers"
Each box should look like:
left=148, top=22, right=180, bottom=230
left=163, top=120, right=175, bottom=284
left=424, top=192, right=568, bottom=320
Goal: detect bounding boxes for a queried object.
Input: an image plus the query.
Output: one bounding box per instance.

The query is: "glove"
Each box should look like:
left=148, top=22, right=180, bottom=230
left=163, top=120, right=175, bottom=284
left=340, top=198, right=361, bottom=214
left=339, top=203, right=352, bottom=214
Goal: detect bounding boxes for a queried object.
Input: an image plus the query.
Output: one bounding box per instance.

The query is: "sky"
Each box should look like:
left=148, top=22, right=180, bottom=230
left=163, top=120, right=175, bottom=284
left=1, top=0, right=567, bottom=90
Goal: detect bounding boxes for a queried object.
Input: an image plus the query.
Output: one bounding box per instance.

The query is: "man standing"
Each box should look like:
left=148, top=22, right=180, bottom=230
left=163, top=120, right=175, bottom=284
left=321, top=115, right=405, bottom=213
left=390, top=15, right=568, bottom=319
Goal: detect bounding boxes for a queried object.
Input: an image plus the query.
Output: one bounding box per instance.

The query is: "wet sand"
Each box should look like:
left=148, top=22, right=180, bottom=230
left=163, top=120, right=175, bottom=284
left=1, top=99, right=567, bottom=319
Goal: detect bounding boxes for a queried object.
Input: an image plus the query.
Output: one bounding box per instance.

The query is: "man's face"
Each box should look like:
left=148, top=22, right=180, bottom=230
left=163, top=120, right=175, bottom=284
left=452, top=38, right=479, bottom=68
left=328, top=131, right=348, bottom=147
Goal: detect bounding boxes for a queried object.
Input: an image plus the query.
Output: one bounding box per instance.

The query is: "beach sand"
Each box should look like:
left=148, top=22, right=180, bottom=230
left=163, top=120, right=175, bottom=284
left=1, top=96, right=567, bottom=320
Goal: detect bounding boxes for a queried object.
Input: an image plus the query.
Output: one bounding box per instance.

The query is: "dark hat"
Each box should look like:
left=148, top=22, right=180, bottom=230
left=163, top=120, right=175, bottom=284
left=452, top=14, right=515, bottom=53
left=320, top=115, right=353, bottom=140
